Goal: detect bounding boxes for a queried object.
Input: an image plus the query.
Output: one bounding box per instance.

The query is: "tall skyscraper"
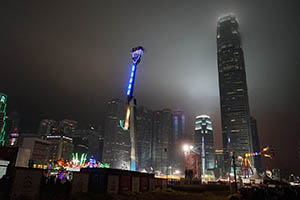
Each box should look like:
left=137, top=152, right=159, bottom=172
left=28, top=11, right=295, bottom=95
left=135, top=106, right=153, bottom=171
left=152, top=109, right=173, bottom=175
left=173, top=110, right=185, bottom=140
left=194, top=115, right=214, bottom=175
left=102, top=99, right=130, bottom=169
left=217, top=14, right=253, bottom=172
left=250, top=116, right=262, bottom=172
left=0, top=93, right=7, bottom=146
left=173, top=110, right=186, bottom=173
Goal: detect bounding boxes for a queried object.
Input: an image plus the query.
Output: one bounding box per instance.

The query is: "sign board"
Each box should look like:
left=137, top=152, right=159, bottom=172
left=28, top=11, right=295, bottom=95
left=107, top=175, right=119, bottom=194
left=132, top=177, right=140, bottom=193
left=10, top=168, right=42, bottom=200
left=71, top=172, right=89, bottom=194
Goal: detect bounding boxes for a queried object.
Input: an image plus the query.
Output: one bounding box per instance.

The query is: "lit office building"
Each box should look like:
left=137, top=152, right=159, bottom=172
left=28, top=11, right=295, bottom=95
left=173, top=110, right=186, bottom=172
left=152, top=109, right=173, bottom=175
left=46, top=135, right=73, bottom=161
left=194, top=115, right=214, bottom=176
left=102, top=99, right=130, bottom=169
left=173, top=110, right=185, bottom=140
left=136, top=106, right=153, bottom=171
left=217, top=14, right=253, bottom=172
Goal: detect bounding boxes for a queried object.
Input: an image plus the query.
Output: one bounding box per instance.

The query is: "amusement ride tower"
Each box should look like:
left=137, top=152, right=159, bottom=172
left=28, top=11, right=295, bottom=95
left=120, top=46, right=144, bottom=171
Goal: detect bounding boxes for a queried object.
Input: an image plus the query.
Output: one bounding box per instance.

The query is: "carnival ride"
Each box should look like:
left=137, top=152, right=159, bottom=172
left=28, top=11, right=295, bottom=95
left=119, top=46, right=144, bottom=171
left=239, top=146, right=274, bottom=177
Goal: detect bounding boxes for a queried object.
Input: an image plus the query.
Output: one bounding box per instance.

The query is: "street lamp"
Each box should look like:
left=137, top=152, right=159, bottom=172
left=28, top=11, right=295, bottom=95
left=183, top=144, right=194, bottom=154
left=174, top=170, right=181, bottom=175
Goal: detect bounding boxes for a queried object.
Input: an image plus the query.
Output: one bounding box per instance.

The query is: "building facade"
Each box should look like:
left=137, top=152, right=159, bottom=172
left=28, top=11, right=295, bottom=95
left=194, top=115, right=214, bottom=175
left=173, top=110, right=185, bottom=141
left=135, top=106, right=153, bottom=171
left=21, top=137, right=51, bottom=166
left=46, top=135, right=73, bottom=161
left=173, top=110, right=186, bottom=173
left=74, top=127, right=102, bottom=161
left=217, top=14, right=253, bottom=172
left=152, top=109, right=173, bottom=175
left=102, top=99, right=130, bottom=169
left=97, top=125, right=104, bottom=162
left=214, top=149, right=225, bottom=178
left=38, top=119, right=58, bottom=136
left=58, top=119, right=78, bottom=137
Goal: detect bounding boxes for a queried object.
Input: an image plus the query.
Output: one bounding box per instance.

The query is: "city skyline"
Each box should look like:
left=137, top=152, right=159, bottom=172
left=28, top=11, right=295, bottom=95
left=1, top=1, right=300, bottom=175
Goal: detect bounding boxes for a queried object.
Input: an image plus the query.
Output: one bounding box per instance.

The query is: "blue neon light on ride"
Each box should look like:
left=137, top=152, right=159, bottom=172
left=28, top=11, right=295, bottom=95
left=127, top=64, right=136, bottom=97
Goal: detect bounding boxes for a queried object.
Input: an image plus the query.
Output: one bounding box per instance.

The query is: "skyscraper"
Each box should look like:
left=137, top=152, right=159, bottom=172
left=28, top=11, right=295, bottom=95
left=152, top=109, right=173, bottom=175
left=217, top=15, right=253, bottom=172
left=135, top=106, right=153, bottom=171
left=250, top=116, right=262, bottom=172
left=173, top=110, right=186, bottom=173
left=173, top=110, right=185, bottom=140
left=194, top=115, right=214, bottom=175
left=102, top=99, right=130, bottom=169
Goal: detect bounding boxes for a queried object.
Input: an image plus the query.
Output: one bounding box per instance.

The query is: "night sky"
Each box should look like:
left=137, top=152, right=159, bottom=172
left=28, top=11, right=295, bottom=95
left=1, top=1, right=300, bottom=175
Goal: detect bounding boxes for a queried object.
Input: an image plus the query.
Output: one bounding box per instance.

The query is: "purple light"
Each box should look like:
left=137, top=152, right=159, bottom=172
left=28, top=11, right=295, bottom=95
left=10, top=133, right=19, bottom=137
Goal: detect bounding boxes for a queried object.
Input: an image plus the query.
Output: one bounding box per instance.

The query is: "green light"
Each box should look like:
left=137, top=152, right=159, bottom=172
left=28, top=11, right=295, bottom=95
left=80, top=153, right=87, bottom=166
left=0, top=93, right=7, bottom=146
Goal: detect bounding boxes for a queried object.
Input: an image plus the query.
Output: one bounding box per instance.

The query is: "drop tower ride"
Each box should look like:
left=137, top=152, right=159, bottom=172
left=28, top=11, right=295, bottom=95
left=120, top=46, right=144, bottom=171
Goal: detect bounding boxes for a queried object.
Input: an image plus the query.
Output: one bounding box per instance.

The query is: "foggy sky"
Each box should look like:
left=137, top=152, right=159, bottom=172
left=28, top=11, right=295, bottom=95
left=1, top=0, right=300, bottom=174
